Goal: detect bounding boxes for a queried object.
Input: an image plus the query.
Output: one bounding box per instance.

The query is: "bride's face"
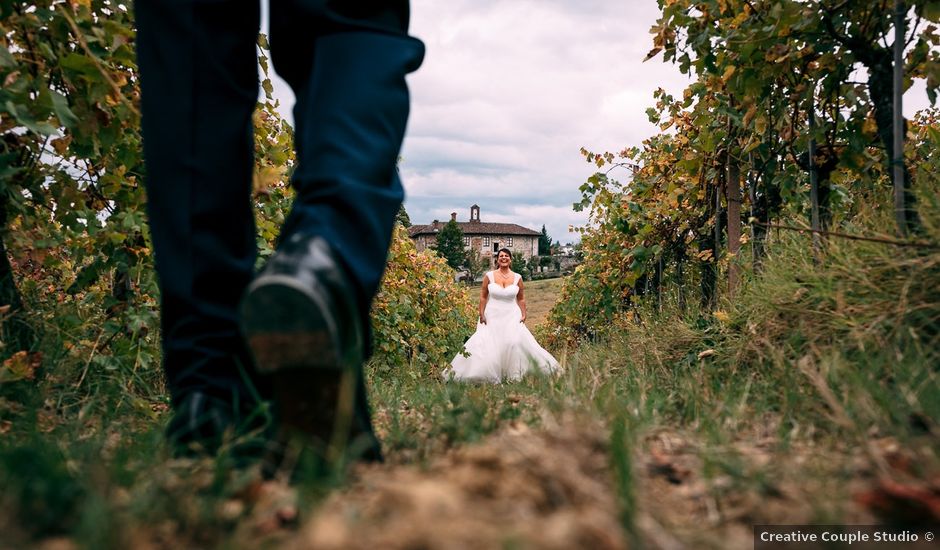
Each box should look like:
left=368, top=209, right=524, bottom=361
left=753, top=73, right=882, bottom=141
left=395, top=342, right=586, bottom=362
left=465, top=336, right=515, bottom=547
left=497, top=252, right=511, bottom=266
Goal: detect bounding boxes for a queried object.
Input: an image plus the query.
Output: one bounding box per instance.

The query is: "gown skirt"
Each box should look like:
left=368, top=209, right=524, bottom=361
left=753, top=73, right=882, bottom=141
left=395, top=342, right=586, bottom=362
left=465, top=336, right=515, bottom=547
left=447, top=271, right=559, bottom=382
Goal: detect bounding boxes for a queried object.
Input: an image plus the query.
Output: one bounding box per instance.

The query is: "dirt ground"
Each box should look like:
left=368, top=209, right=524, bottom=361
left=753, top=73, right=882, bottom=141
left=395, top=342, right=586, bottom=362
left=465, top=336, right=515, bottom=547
left=283, top=414, right=624, bottom=549
left=217, top=420, right=937, bottom=550
left=48, top=412, right=933, bottom=550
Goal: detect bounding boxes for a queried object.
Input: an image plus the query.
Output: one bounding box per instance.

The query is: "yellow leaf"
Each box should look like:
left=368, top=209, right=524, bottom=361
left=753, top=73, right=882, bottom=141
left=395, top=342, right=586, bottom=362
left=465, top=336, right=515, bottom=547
left=721, top=65, right=736, bottom=83
left=743, top=104, right=758, bottom=126
left=253, top=165, right=283, bottom=195
left=1, top=351, right=42, bottom=382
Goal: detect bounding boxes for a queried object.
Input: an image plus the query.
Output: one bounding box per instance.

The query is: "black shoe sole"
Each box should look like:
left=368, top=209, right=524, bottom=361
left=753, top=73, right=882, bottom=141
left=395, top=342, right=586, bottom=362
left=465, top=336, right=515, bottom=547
left=240, top=274, right=364, bottom=472
left=241, top=273, right=359, bottom=371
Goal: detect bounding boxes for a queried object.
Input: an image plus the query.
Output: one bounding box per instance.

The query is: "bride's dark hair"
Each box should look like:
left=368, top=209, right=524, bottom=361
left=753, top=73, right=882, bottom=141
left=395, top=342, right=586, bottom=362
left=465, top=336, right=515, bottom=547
left=494, top=247, right=512, bottom=267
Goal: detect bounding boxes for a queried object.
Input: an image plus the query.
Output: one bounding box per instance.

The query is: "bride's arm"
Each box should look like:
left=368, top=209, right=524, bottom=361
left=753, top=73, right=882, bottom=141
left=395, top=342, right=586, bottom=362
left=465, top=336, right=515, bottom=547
left=516, top=279, right=527, bottom=323
left=479, top=274, right=489, bottom=324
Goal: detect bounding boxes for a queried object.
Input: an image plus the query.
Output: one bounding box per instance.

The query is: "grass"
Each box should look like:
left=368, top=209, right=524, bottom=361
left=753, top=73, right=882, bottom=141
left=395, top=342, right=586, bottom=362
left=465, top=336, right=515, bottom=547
left=521, top=276, right=565, bottom=328
left=0, top=198, right=938, bottom=548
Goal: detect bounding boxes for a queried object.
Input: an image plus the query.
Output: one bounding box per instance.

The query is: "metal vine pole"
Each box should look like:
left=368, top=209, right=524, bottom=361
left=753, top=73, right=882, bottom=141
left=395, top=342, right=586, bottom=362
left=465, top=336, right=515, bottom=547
left=894, top=0, right=907, bottom=237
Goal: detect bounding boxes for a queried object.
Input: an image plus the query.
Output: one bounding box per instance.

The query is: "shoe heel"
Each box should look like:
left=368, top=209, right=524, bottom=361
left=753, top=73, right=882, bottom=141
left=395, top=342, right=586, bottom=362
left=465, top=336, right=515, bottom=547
left=241, top=275, right=344, bottom=372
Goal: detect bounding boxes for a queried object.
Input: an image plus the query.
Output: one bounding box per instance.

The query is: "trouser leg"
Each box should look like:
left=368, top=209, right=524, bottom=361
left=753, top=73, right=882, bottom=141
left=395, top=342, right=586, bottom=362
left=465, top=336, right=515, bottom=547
left=266, top=1, right=423, bottom=460
left=136, top=0, right=266, bottom=409
left=269, top=0, right=424, bottom=351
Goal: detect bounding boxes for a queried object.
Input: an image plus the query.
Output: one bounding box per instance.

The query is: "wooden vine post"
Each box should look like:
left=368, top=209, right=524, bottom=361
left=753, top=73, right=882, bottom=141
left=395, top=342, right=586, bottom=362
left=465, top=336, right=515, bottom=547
left=727, top=135, right=742, bottom=295
left=808, top=91, right=822, bottom=256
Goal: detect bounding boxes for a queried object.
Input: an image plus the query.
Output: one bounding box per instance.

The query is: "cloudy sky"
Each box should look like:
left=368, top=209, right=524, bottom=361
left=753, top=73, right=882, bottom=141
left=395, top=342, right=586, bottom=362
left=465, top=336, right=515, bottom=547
left=401, top=0, right=685, bottom=244
left=264, top=1, right=932, bottom=245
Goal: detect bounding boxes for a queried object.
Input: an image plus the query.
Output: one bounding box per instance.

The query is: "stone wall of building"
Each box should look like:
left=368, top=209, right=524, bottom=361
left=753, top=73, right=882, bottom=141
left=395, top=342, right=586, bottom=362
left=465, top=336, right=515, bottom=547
left=467, top=235, right=538, bottom=261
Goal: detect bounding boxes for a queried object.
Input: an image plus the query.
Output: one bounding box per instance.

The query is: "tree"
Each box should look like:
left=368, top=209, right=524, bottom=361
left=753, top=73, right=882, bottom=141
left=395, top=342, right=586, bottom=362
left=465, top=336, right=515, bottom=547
left=813, top=0, right=935, bottom=235
left=0, top=2, right=295, bottom=354
left=550, top=0, right=940, bottom=344
left=1, top=1, right=144, bottom=352
left=538, top=225, right=552, bottom=255
left=511, top=252, right=529, bottom=280
left=652, top=0, right=940, bottom=237
left=526, top=255, right=540, bottom=277
left=435, top=219, right=465, bottom=270
left=466, top=250, right=489, bottom=281
left=396, top=204, right=411, bottom=228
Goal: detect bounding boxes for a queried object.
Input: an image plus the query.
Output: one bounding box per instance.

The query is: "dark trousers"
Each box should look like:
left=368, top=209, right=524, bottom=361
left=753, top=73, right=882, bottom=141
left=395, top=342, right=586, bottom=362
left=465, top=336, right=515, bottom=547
left=135, top=0, right=424, bottom=406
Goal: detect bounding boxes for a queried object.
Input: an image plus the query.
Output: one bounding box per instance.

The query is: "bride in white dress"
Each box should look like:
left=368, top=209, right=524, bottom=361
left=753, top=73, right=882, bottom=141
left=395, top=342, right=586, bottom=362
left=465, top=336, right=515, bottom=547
left=447, top=248, right=560, bottom=382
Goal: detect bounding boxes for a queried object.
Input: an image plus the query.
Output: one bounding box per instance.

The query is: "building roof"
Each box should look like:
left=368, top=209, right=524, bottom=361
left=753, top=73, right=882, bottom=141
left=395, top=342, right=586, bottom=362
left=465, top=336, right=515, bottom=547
left=408, top=205, right=542, bottom=238
left=408, top=221, right=540, bottom=238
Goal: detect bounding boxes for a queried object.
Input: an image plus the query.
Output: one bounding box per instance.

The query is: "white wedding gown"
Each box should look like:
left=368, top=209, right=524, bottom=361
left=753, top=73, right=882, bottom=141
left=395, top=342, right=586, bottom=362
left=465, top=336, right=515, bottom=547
left=447, top=271, right=559, bottom=382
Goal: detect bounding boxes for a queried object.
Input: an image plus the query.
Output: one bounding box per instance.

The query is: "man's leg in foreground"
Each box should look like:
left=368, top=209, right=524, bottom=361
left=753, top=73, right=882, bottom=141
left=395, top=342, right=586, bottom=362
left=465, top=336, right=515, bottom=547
left=136, top=0, right=269, bottom=455
left=240, top=1, right=424, bottom=465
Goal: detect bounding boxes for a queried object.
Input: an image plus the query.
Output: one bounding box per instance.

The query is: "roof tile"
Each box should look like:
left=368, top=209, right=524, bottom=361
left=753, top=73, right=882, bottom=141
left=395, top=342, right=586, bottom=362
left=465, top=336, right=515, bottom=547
left=408, top=221, right=540, bottom=237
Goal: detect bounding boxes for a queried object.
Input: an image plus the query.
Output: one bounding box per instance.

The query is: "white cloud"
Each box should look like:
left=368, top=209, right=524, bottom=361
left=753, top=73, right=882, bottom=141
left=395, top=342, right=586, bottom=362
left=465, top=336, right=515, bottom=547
left=399, top=0, right=691, bottom=243
left=262, top=1, right=935, bottom=246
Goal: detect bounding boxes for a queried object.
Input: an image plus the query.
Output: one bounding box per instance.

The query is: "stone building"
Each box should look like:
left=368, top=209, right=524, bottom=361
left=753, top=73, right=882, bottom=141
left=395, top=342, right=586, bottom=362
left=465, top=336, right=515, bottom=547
left=407, top=204, right=541, bottom=262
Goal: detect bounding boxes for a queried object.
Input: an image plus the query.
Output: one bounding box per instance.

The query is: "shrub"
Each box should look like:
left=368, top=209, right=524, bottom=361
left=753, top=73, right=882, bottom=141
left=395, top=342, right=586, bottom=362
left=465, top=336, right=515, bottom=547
left=371, top=225, right=476, bottom=373
left=510, top=252, right=529, bottom=280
